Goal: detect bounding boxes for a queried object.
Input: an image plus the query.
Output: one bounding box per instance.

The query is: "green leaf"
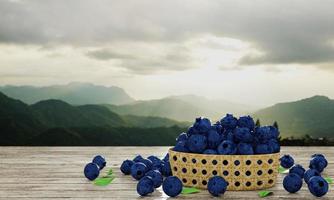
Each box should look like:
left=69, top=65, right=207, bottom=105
left=107, top=168, right=113, bottom=175
left=181, top=187, right=200, bottom=194
left=93, top=176, right=115, bottom=186
left=258, top=190, right=273, bottom=198
left=278, top=166, right=289, bottom=174
left=325, top=177, right=333, bottom=184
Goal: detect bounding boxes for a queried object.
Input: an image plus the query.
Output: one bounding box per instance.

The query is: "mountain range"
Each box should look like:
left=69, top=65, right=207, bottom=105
left=1, top=82, right=334, bottom=145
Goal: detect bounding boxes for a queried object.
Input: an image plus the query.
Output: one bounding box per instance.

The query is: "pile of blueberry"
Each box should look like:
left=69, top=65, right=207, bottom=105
left=120, top=153, right=230, bottom=197
left=84, top=155, right=107, bottom=180
left=281, top=154, right=329, bottom=197
left=174, top=114, right=280, bottom=155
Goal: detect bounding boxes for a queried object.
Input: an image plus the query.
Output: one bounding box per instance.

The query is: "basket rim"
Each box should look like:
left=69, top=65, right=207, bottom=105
left=168, top=148, right=280, bottom=158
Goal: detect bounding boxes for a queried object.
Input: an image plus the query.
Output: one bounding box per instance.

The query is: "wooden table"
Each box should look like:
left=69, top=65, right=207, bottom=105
left=0, top=147, right=333, bottom=199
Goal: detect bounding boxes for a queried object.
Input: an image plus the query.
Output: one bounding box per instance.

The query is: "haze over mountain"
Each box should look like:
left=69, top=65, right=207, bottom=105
left=0, top=82, right=134, bottom=105
left=253, top=95, right=334, bottom=139
left=105, top=95, right=258, bottom=122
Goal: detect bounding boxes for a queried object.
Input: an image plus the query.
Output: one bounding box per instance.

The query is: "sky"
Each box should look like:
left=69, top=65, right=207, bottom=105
left=0, top=0, right=334, bottom=106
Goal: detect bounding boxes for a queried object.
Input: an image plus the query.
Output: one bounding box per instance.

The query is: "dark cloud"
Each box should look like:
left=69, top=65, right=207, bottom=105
left=86, top=49, right=136, bottom=60
left=1, top=0, right=334, bottom=70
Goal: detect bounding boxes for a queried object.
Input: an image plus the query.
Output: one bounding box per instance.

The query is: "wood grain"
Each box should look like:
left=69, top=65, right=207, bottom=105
left=0, top=146, right=333, bottom=199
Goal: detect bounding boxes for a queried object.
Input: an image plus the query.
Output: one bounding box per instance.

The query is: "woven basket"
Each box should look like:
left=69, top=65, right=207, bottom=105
left=169, top=149, right=280, bottom=191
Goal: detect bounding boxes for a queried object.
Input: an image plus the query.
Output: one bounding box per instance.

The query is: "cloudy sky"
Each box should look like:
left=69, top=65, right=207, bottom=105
left=1, top=0, right=334, bottom=106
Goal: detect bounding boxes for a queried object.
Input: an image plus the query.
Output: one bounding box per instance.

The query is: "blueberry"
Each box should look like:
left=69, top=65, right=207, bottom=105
left=131, top=162, right=148, bottom=180
left=194, top=117, right=211, bottom=134
left=84, top=162, right=100, bottom=181
left=162, top=153, right=169, bottom=162
left=223, top=130, right=234, bottom=141
left=237, top=115, right=255, bottom=131
left=309, top=155, right=328, bottom=173
left=147, top=156, right=162, bottom=171
left=268, top=138, right=280, bottom=153
left=203, top=149, right=218, bottom=154
left=176, top=132, right=188, bottom=142
left=237, top=142, right=254, bottom=155
left=173, top=140, right=189, bottom=152
left=140, top=159, right=153, bottom=171
left=268, top=126, right=280, bottom=139
left=234, top=127, right=253, bottom=143
left=207, top=129, right=222, bottom=149
left=254, top=126, right=271, bottom=143
left=133, top=155, right=144, bottom=162
left=207, top=176, right=228, bottom=196
left=92, top=155, right=106, bottom=170
left=217, top=140, right=237, bottom=155
left=211, top=123, right=223, bottom=134
left=120, top=159, right=135, bottom=175
left=187, top=134, right=207, bottom=153
left=220, top=114, right=238, bottom=130
left=161, top=161, right=172, bottom=177
left=145, top=170, right=163, bottom=188
left=162, top=176, right=183, bottom=197
left=304, top=169, right=320, bottom=184
left=308, top=176, right=328, bottom=197
left=255, top=143, right=272, bottom=154
left=187, top=126, right=199, bottom=136
left=136, top=176, right=154, bottom=196
left=283, top=173, right=303, bottom=193
left=280, top=155, right=294, bottom=168
left=311, top=153, right=325, bottom=158
left=289, top=164, right=305, bottom=178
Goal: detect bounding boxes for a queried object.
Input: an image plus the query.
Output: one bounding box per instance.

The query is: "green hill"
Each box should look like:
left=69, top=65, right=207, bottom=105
left=104, top=95, right=257, bottom=122
left=0, top=82, right=134, bottom=105
left=253, top=95, right=334, bottom=138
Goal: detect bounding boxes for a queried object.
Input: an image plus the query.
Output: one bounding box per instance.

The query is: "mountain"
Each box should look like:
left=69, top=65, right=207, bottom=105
left=0, top=82, right=134, bottom=105
left=122, top=115, right=190, bottom=128
left=253, top=95, right=334, bottom=138
left=104, top=95, right=258, bottom=122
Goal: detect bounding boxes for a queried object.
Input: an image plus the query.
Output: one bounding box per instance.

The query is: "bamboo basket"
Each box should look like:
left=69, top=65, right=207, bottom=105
left=169, top=149, right=280, bottom=191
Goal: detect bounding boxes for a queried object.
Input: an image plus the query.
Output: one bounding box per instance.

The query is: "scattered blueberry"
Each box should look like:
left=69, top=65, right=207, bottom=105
left=187, top=134, right=207, bottom=153
left=309, top=154, right=328, bottom=173
left=280, top=155, right=294, bottom=168
left=283, top=173, right=303, bottom=193
left=207, top=176, right=228, bottom=196
left=137, top=176, right=154, bottom=196
left=92, top=155, right=106, bottom=170
left=163, top=153, right=169, bottom=162
left=161, top=161, right=172, bottom=177
left=304, top=169, right=320, bottom=184
left=131, top=162, right=148, bottom=180
left=133, top=155, right=144, bottom=162
left=84, top=162, right=100, bottom=181
left=237, top=142, right=254, bottom=155
left=120, top=159, right=135, bottom=175
left=307, top=176, right=328, bottom=197
left=162, top=176, right=183, bottom=197
left=289, top=164, right=305, bottom=178
left=217, top=140, right=237, bottom=155
left=145, top=170, right=163, bottom=188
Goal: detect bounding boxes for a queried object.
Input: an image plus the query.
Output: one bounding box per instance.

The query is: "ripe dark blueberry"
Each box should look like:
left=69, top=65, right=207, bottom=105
left=176, top=132, right=188, bottom=142
left=234, top=127, right=253, bottom=143
left=173, top=140, right=189, bottom=153
left=217, top=140, right=237, bottom=155
left=309, top=155, right=328, bottom=173
left=203, top=149, right=217, bottom=154
left=193, top=117, right=211, bottom=134
left=162, top=176, right=183, bottom=197
left=145, top=170, right=163, bottom=188
left=133, top=155, right=144, bottom=162
left=92, top=155, right=106, bottom=170
left=220, top=114, right=238, bottom=130
left=120, top=159, right=135, bottom=175
left=237, top=142, right=254, bottom=155
left=283, top=173, right=303, bottom=193
left=207, top=176, right=228, bottom=197
left=161, top=161, right=172, bottom=177
left=130, top=162, right=148, bottom=180
left=268, top=138, right=280, bottom=153
left=255, top=143, right=272, bottom=154
left=254, top=126, right=271, bottom=144
left=137, top=176, right=154, bottom=196
left=237, top=115, right=255, bottom=131
left=162, top=153, right=169, bottom=162
left=84, top=162, right=100, bottom=181
left=186, top=134, right=207, bottom=153
left=304, top=169, right=320, bottom=184
left=308, top=176, right=328, bottom=197
left=147, top=155, right=162, bottom=172
left=289, top=164, right=305, bottom=178
left=139, top=159, right=153, bottom=171
left=280, top=155, right=294, bottom=168
left=207, top=129, right=222, bottom=149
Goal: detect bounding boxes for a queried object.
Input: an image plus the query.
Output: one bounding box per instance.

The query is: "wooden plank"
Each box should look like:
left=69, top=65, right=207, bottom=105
left=0, top=147, right=333, bottom=199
